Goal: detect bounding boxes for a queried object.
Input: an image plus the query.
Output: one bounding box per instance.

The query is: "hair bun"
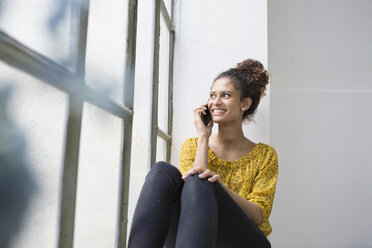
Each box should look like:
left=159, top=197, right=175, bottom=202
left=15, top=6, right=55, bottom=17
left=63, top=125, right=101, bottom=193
left=236, top=58, right=269, bottom=98
left=236, top=58, right=264, bottom=71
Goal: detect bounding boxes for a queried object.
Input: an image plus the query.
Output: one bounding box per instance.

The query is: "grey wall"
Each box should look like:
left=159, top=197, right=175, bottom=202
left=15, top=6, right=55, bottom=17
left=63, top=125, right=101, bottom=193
left=268, top=0, right=372, bottom=247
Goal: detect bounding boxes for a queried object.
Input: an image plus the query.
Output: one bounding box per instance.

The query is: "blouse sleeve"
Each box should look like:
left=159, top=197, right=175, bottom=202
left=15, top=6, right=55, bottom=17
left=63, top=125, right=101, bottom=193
left=246, top=147, right=278, bottom=221
left=178, top=138, right=197, bottom=175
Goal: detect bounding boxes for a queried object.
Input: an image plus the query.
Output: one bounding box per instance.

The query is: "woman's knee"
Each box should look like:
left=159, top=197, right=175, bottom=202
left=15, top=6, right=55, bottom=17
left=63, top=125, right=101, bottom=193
left=147, top=161, right=182, bottom=180
left=183, top=173, right=216, bottom=195
left=180, top=174, right=218, bottom=219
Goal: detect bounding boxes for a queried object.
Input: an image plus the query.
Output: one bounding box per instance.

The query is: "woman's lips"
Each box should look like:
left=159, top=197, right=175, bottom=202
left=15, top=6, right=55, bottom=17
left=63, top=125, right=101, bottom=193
left=212, top=109, right=227, bottom=115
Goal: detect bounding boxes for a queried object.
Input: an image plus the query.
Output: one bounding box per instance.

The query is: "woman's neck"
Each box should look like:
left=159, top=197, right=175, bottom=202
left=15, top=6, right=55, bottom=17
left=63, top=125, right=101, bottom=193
left=214, top=122, right=246, bottom=148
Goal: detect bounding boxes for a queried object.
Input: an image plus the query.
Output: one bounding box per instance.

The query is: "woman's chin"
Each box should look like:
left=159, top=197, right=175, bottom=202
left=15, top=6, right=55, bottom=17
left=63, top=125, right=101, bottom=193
left=212, top=116, right=241, bottom=125
left=211, top=117, right=223, bottom=124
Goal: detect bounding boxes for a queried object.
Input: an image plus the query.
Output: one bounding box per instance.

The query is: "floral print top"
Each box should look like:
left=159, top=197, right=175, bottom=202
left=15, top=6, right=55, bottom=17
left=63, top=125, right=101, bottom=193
left=179, top=137, right=279, bottom=236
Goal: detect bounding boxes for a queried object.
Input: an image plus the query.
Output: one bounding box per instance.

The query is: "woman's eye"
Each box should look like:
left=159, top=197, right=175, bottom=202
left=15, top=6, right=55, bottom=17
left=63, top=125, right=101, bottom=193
left=210, top=94, right=216, bottom=99
left=223, top=93, right=230, bottom=97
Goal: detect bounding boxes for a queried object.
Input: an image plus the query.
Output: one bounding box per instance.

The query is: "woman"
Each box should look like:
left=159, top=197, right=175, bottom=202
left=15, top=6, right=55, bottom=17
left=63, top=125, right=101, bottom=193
left=128, top=59, right=278, bottom=248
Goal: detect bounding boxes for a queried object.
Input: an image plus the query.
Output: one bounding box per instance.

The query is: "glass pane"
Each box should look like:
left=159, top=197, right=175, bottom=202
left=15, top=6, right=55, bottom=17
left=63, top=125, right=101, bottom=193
left=156, top=137, right=167, bottom=162
left=0, top=0, right=73, bottom=67
left=0, top=62, right=68, bottom=248
left=84, top=0, right=129, bottom=104
left=74, top=102, right=122, bottom=248
left=158, top=16, right=170, bottom=133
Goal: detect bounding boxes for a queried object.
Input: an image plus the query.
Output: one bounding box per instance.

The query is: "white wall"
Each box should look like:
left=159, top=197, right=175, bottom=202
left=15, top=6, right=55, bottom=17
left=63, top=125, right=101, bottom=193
left=171, top=0, right=270, bottom=166
left=268, top=0, right=372, bottom=247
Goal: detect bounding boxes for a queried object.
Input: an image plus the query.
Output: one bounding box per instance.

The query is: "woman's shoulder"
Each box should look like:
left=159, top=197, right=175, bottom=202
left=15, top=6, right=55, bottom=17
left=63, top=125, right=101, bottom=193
left=256, top=143, right=278, bottom=168
left=257, top=142, right=277, bottom=156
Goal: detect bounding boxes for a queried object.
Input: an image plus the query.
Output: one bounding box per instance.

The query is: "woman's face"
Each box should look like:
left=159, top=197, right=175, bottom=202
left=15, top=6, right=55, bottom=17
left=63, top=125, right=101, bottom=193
left=208, top=77, right=251, bottom=124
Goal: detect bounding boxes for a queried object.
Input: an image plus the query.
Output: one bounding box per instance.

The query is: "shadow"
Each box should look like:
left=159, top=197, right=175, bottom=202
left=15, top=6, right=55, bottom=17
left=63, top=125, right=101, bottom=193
left=0, top=85, right=37, bottom=248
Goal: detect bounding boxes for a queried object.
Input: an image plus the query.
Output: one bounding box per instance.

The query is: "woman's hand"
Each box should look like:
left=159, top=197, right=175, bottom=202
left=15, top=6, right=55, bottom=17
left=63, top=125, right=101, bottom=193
left=181, top=167, right=203, bottom=181
left=193, top=103, right=213, bottom=138
left=198, top=169, right=223, bottom=184
left=182, top=168, right=223, bottom=185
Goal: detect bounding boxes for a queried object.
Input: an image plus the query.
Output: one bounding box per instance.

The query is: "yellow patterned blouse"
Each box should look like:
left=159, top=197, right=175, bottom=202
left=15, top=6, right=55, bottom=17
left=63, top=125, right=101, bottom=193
left=178, top=137, right=278, bottom=236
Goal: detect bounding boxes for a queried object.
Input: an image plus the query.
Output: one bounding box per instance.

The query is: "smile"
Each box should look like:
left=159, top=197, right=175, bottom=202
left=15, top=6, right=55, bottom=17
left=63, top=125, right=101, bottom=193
left=212, top=109, right=226, bottom=113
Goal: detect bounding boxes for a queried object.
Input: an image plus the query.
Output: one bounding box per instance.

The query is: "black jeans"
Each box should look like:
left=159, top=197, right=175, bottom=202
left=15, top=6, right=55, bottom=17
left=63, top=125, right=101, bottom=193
left=128, top=161, right=271, bottom=248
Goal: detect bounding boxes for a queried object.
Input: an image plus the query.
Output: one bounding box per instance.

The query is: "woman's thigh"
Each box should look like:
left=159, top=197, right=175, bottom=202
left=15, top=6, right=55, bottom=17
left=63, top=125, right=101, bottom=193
left=128, top=161, right=183, bottom=248
left=215, top=182, right=271, bottom=248
left=175, top=174, right=219, bottom=248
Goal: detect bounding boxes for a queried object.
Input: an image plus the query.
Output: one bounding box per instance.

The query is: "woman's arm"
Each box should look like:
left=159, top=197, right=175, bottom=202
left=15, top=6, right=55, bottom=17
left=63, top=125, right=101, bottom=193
left=220, top=182, right=263, bottom=225
left=198, top=170, right=263, bottom=225
left=182, top=103, right=213, bottom=179
left=192, top=135, right=209, bottom=171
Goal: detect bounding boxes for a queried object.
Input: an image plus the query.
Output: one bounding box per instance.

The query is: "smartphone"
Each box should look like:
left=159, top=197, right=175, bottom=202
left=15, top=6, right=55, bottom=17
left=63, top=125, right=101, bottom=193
left=200, top=104, right=212, bottom=126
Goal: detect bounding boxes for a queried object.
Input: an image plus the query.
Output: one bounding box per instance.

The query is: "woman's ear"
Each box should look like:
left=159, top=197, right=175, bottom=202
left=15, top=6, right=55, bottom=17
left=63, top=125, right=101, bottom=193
left=241, top=97, right=252, bottom=111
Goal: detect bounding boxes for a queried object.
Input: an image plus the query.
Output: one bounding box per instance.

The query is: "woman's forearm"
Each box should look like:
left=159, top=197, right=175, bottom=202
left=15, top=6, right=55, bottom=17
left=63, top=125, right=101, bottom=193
left=192, top=136, right=209, bottom=171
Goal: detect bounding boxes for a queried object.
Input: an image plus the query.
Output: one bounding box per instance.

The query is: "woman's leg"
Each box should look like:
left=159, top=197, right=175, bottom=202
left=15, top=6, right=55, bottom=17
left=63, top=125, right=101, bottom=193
left=128, top=161, right=183, bottom=248
left=175, top=173, right=218, bottom=248
left=176, top=174, right=270, bottom=248
left=215, top=182, right=271, bottom=248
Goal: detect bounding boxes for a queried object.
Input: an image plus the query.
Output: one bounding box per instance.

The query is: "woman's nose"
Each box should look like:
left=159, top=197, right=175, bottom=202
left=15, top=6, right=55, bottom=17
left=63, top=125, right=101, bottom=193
left=214, top=96, right=222, bottom=104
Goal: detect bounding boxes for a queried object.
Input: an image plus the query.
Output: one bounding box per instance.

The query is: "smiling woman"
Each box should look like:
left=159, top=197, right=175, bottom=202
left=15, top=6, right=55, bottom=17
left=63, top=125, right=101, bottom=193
left=208, top=77, right=247, bottom=124
left=212, top=59, right=270, bottom=122
left=128, top=59, right=278, bottom=248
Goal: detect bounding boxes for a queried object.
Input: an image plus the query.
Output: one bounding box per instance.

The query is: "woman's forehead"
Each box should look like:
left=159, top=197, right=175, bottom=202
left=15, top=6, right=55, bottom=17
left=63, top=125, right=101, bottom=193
left=211, top=77, right=236, bottom=92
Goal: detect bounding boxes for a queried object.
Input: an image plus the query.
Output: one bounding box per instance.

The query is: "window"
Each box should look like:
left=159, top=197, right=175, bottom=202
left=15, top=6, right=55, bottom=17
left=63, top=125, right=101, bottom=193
left=0, top=0, right=174, bottom=247
left=151, top=0, right=175, bottom=165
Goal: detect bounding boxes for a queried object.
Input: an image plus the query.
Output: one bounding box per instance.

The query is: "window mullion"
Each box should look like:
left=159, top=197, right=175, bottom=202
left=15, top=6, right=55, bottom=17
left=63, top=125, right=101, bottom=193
left=0, top=31, right=132, bottom=119
left=150, top=0, right=162, bottom=166
left=160, top=0, right=174, bottom=32
left=58, top=0, right=89, bottom=247
left=116, top=0, right=138, bottom=247
left=166, top=0, right=175, bottom=163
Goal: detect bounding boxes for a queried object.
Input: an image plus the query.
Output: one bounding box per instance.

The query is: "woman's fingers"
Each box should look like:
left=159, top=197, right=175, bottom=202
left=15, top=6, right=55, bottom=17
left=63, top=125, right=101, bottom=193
left=181, top=168, right=198, bottom=181
left=198, top=169, right=214, bottom=179
left=208, top=174, right=220, bottom=183
left=207, top=120, right=214, bottom=128
left=181, top=170, right=193, bottom=180
left=194, top=106, right=207, bottom=116
left=183, top=168, right=221, bottom=184
left=182, top=167, right=209, bottom=181
left=193, top=102, right=213, bottom=137
left=194, top=102, right=208, bottom=114
left=199, top=169, right=221, bottom=183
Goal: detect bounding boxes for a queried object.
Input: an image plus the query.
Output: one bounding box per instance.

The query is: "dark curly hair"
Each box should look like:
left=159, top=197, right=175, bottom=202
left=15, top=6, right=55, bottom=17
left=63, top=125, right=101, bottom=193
left=213, top=58, right=270, bottom=121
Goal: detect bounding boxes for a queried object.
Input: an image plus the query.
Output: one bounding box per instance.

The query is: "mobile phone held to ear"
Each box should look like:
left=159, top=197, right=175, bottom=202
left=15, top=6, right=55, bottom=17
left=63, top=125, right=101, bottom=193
left=200, top=105, right=212, bottom=126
